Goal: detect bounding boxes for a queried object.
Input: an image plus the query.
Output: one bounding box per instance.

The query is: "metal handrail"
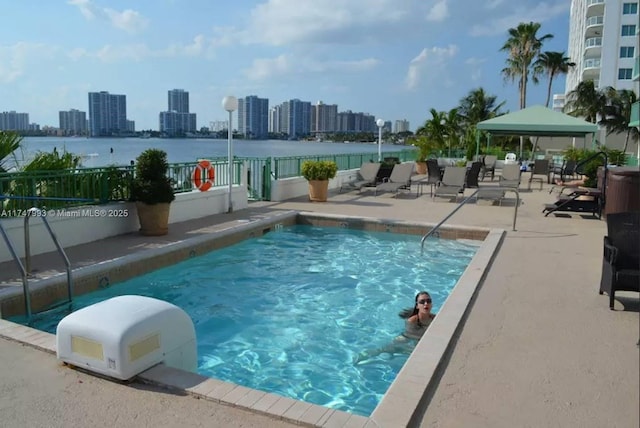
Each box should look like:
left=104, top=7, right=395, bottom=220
left=24, top=208, right=73, bottom=319
left=0, top=220, right=31, bottom=318
left=420, top=187, right=519, bottom=253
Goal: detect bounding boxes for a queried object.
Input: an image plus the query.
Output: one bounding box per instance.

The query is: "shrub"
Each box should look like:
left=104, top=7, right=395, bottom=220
left=301, top=160, right=338, bottom=181
left=131, top=149, right=175, bottom=205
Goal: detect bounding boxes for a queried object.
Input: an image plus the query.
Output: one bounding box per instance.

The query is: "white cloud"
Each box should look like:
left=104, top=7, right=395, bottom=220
left=470, top=2, right=569, bottom=37
left=243, top=54, right=380, bottom=81
left=243, top=0, right=412, bottom=45
left=68, top=0, right=148, bottom=33
left=485, top=0, right=506, bottom=9
left=0, top=42, right=58, bottom=83
left=426, top=0, right=449, bottom=22
left=405, top=45, right=458, bottom=90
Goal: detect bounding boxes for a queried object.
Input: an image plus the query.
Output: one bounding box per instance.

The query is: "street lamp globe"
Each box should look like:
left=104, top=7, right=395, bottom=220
left=222, top=96, right=238, bottom=112
left=376, top=118, right=385, bottom=128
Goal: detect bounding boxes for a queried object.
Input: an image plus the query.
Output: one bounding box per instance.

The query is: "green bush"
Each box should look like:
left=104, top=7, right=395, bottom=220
left=301, top=160, right=338, bottom=181
left=131, top=149, right=175, bottom=205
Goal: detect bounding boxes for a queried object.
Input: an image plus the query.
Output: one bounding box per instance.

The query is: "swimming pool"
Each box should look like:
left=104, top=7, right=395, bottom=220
left=13, top=224, right=478, bottom=416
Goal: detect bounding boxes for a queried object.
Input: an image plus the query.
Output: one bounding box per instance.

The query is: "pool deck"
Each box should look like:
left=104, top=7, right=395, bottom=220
left=1, top=175, right=638, bottom=428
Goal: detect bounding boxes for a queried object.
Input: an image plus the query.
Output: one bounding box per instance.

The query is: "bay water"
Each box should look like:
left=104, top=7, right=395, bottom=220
left=16, top=137, right=412, bottom=168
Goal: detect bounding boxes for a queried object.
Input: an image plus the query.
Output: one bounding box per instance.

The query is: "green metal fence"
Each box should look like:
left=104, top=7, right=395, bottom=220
left=1, top=151, right=418, bottom=214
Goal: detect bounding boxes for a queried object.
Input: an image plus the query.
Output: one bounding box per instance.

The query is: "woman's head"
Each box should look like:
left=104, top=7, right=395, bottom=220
left=399, top=291, right=432, bottom=318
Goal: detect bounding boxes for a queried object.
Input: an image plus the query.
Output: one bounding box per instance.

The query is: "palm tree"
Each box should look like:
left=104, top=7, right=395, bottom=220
left=501, top=22, right=553, bottom=109
left=534, top=51, right=576, bottom=108
left=601, top=88, right=639, bottom=154
left=458, top=87, right=506, bottom=127
left=563, top=80, right=607, bottom=124
left=0, top=131, right=22, bottom=173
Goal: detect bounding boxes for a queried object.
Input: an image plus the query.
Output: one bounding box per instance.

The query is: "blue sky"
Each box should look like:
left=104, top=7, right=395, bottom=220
left=1, top=0, right=572, bottom=131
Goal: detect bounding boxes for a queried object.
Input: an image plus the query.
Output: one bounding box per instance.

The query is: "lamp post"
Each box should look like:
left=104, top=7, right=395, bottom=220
left=222, top=96, right=238, bottom=213
left=376, top=119, right=385, bottom=162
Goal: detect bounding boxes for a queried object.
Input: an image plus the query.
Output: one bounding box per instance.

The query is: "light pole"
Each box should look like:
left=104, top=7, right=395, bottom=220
left=222, top=96, right=238, bottom=213
left=376, top=119, right=385, bottom=162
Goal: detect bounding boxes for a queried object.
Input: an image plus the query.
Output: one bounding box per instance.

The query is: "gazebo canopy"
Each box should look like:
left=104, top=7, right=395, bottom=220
left=476, top=105, right=598, bottom=137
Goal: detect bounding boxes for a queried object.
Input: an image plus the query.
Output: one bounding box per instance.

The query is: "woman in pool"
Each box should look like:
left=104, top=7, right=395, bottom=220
left=354, top=291, right=436, bottom=363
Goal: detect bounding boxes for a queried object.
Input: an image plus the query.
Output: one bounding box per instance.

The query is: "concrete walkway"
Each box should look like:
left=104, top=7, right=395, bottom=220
left=1, top=176, right=638, bottom=428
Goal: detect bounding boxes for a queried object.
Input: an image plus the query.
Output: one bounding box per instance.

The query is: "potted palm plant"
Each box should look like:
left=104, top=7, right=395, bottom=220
left=411, top=135, right=431, bottom=174
left=301, top=160, right=338, bottom=202
left=131, top=148, right=175, bottom=236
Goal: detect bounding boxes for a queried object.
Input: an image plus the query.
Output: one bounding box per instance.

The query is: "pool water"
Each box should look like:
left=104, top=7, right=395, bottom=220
left=16, top=225, right=478, bottom=416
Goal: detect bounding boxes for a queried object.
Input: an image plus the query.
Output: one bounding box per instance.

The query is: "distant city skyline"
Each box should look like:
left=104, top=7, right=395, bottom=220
left=1, top=1, right=571, bottom=131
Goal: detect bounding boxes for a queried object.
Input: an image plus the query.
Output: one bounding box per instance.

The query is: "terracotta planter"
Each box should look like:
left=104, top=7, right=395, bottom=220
left=415, top=161, right=427, bottom=175
left=308, top=180, right=329, bottom=202
left=135, top=202, right=171, bottom=236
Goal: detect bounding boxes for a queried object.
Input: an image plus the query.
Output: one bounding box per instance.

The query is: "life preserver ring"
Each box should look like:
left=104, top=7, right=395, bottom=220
left=192, top=160, right=215, bottom=191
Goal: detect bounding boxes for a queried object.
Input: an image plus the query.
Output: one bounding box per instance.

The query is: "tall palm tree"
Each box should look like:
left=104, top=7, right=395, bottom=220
left=501, top=22, right=553, bottom=109
left=534, top=51, right=576, bottom=108
left=601, top=88, right=639, bottom=154
left=563, top=80, right=607, bottom=124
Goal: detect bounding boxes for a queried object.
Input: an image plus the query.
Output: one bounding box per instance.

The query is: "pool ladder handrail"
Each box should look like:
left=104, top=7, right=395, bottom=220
left=24, top=208, right=73, bottom=321
left=420, top=187, right=519, bottom=254
left=0, top=219, right=31, bottom=317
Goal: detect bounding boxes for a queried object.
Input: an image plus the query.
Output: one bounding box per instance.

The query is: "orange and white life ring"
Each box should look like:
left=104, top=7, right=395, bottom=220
left=192, top=160, right=215, bottom=191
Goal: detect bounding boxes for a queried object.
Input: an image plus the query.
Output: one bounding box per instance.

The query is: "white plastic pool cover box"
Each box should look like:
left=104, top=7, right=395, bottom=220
left=56, top=295, right=197, bottom=380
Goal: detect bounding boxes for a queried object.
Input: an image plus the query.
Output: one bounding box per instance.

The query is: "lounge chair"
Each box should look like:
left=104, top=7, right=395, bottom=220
left=340, top=162, right=381, bottom=193
left=374, top=163, right=414, bottom=197
left=481, top=155, right=497, bottom=181
left=542, top=186, right=603, bottom=218
left=528, top=159, right=550, bottom=190
left=599, top=212, right=640, bottom=309
left=499, top=164, right=521, bottom=189
left=434, top=166, right=466, bottom=201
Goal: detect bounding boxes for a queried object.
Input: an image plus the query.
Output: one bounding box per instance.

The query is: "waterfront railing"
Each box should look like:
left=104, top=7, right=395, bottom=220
left=0, top=151, right=415, bottom=214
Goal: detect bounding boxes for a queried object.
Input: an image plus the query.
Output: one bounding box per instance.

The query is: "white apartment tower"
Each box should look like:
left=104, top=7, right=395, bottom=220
left=565, top=0, right=638, bottom=93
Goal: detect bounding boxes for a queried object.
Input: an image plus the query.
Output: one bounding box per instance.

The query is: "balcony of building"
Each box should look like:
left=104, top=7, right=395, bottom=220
left=584, top=37, right=602, bottom=57
left=582, top=58, right=602, bottom=81
left=586, top=0, right=605, bottom=17
left=585, top=15, right=604, bottom=38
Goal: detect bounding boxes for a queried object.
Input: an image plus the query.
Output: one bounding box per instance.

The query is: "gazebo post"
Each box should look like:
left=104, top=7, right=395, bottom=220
left=475, top=130, right=481, bottom=158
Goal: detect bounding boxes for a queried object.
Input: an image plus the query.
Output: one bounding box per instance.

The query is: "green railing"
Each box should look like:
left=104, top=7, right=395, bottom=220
left=273, top=150, right=416, bottom=179
left=1, top=151, right=418, bottom=214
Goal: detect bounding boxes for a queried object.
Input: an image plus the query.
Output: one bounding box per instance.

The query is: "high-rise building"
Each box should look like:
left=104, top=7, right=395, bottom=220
left=285, top=99, right=312, bottom=139
left=337, top=111, right=376, bottom=133
left=168, top=89, right=189, bottom=113
left=159, top=89, right=196, bottom=136
left=565, top=0, right=638, bottom=93
left=238, top=95, right=269, bottom=139
left=88, top=91, right=127, bottom=137
left=394, top=119, right=410, bottom=133
left=59, top=109, right=87, bottom=136
left=0, top=111, right=29, bottom=131
left=311, top=101, right=338, bottom=134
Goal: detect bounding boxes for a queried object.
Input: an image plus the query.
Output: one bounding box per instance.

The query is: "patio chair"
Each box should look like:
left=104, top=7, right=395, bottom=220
left=528, top=159, right=550, bottom=190
left=481, top=155, right=497, bottom=181
left=599, top=212, right=640, bottom=309
left=434, top=166, right=466, bottom=201
left=374, top=163, right=414, bottom=197
left=550, top=159, right=577, bottom=183
left=340, top=162, right=381, bottom=193
left=415, top=158, right=442, bottom=197
left=465, top=161, right=483, bottom=189
left=499, top=163, right=521, bottom=189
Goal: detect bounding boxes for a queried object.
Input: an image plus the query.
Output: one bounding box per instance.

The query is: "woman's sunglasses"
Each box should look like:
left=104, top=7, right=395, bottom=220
left=418, top=298, right=432, bottom=305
